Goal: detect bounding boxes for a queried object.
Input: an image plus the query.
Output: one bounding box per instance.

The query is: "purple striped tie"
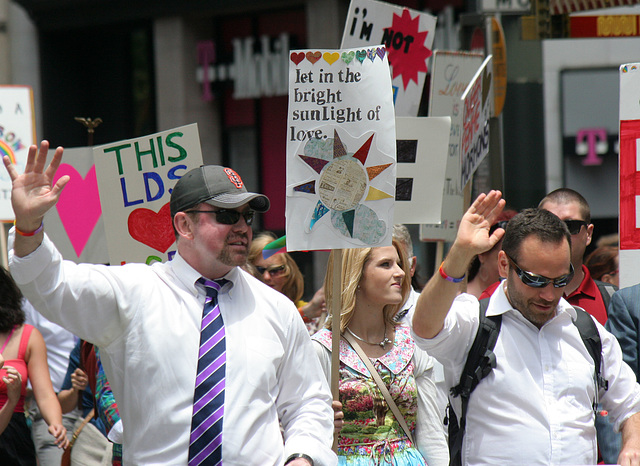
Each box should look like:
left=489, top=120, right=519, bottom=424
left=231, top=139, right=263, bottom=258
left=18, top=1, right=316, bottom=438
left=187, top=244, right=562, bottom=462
left=188, top=278, right=228, bottom=465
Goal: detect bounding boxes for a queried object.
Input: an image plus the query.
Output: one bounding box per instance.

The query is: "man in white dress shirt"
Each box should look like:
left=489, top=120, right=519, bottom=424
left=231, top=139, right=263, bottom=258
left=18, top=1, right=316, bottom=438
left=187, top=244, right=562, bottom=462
left=4, top=141, right=336, bottom=465
left=412, top=191, right=640, bottom=466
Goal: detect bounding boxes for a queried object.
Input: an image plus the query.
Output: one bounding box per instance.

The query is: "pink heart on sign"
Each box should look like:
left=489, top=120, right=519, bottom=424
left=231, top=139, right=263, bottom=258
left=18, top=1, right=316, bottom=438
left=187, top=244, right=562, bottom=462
left=54, top=164, right=102, bottom=257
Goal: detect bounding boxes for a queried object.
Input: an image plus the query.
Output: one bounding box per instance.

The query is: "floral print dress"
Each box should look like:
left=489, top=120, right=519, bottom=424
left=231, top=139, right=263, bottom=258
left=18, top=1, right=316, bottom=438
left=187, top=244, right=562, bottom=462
left=313, top=325, right=427, bottom=466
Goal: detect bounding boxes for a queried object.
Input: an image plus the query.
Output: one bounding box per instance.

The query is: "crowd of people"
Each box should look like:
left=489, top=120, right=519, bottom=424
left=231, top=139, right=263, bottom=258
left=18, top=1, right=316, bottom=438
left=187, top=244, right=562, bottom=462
left=2, top=141, right=640, bottom=466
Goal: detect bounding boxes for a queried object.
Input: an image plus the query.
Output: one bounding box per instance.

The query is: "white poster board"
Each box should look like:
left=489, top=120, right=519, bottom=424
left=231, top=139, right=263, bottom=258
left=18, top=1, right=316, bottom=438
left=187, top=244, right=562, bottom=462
left=421, top=51, right=484, bottom=242
left=341, top=0, right=437, bottom=117
left=47, top=147, right=108, bottom=264
left=94, top=124, right=203, bottom=265
left=460, top=55, right=493, bottom=189
left=619, top=63, right=640, bottom=288
left=394, top=116, right=450, bottom=224
left=0, top=86, right=36, bottom=221
left=286, top=47, right=396, bottom=251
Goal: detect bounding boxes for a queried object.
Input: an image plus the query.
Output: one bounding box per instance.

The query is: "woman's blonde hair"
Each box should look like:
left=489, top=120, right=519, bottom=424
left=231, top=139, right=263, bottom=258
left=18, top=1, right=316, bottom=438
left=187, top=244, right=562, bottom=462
left=323, top=239, right=411, bottom=332
left=248, top=232, right=305, bottom=303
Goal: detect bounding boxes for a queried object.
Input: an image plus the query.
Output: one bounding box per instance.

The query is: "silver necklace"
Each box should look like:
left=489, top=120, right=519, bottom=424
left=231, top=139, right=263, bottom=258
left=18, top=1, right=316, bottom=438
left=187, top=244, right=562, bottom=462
left=346, top=324, right=392, bottom=348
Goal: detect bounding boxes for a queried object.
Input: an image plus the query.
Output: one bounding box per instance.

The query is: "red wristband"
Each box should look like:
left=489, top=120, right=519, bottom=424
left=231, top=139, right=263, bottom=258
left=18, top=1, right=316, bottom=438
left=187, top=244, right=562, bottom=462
left=439, top=262, right=465, bottom=283
left=298, top=307, right=311, bottom=323
left=15, top=222, right=44, bottom=237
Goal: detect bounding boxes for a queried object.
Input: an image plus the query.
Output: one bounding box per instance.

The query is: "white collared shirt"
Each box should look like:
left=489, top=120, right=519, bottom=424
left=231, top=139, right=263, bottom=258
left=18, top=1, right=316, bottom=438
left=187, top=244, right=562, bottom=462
left=412, top=283, right=640, bottom=466
left=9, top=231, right=336, bottom=466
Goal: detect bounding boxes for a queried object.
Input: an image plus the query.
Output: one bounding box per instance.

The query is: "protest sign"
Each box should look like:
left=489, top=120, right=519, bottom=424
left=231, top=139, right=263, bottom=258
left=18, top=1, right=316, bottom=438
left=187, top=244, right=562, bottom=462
left=0, top=86, right=35, bottom=221
left=341, top=0, right=437, bottom=117
left=421, top=51, right=484, bottom=242
left=45, top=147, right=108, bottom=264
left=394, top=116, right=450, bottom=224
left=619, top=63, right=640, bottom=288
left=460, top=55, right=493, bottom=189
left=94, top=124, right=203, bottom=265
left=286, top=47, right=396, bottom=251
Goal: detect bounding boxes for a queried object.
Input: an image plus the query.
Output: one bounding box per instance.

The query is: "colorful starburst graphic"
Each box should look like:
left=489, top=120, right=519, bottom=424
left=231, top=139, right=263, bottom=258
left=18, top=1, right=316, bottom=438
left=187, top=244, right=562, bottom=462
left=293, top=129, right=393, bottom=245
left=385, top=9, right=432, bottom=90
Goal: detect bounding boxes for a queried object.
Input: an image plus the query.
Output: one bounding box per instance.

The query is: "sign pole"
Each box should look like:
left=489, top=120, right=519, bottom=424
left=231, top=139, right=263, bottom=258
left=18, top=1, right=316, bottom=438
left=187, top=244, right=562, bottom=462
left=331, top=248, right=343, bottom=452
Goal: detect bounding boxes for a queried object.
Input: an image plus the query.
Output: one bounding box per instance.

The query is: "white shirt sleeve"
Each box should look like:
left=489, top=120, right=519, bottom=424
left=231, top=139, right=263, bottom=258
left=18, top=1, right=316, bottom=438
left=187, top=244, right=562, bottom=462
left=413, top=347, right=450, bottom=466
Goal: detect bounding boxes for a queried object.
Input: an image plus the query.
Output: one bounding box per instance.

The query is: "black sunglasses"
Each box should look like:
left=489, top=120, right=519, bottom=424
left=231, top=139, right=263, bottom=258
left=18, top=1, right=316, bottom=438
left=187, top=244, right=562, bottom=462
left=490, top=220, right=509, bottom=235
left=564, top=219, right=588, bottom=235
left=255, top=264, right=286, bottom=276
left=185, top=209, right=255, bottom=226
left=506, top=253, right=574, bottom=288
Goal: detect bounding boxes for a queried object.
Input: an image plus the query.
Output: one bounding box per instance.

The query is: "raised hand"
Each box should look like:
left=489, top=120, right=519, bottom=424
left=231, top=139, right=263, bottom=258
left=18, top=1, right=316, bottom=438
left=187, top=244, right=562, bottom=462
left=454, top=190, right=506, bottom=260
left=2, top=140, right=69, bottom=232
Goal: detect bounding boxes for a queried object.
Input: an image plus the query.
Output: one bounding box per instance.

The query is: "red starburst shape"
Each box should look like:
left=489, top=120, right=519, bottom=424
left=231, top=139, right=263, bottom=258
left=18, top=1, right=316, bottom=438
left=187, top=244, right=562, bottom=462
left=385, top=9, right=432, bottom=90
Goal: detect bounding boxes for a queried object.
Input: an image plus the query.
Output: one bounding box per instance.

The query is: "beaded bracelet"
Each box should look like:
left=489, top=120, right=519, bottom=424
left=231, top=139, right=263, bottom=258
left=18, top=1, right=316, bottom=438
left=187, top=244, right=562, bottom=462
left=14, top=222, right=44, bottom=237
left=438, top=261, right=465, bottom=283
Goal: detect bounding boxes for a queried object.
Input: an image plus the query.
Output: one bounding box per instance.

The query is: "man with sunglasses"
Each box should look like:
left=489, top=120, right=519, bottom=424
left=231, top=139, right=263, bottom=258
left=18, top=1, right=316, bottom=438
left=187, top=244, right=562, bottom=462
left=3, top=142, right=336, bottom=466
left=411, top=191, right=640, bottom=466
left=539, top=188, right=614, bottom=326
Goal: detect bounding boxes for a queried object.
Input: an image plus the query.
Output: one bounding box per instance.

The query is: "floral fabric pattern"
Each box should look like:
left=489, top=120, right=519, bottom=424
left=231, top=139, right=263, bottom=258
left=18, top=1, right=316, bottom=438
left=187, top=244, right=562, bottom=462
left=313, top=326, right=427, bottom=466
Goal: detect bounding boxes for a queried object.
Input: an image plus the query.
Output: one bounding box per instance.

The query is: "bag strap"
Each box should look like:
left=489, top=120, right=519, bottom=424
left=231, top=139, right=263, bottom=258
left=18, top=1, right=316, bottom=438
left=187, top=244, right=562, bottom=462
left=342, top=331, right=415, bottom=445
left=68, top=409, right=95, bottom=448
left=594, top=279, right=617, bottom=312
left=448, top=298, right=502, bottom=466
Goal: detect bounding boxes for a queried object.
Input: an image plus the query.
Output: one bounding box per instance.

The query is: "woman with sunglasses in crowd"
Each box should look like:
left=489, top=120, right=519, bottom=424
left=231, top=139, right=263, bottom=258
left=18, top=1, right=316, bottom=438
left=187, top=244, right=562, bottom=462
left=248, top=232, right=326, bottom=334
left=0, top=267, right=68, bottom=465
left=311, top=241, right=449, bottom=466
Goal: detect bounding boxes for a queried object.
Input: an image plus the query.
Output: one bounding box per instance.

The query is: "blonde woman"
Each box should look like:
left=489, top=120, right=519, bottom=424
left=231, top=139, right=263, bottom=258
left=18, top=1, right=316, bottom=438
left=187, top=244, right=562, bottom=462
left=312, top=241, right=448, bottom=466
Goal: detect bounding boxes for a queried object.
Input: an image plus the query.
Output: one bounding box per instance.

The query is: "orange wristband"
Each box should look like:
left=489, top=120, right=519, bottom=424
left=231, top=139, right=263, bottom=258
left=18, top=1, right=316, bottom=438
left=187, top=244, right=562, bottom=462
left=438, top=262, right=465, bottom=283
left=15, top=222, right=44, bottom=237
left=298, top=307, right=311, bottom=323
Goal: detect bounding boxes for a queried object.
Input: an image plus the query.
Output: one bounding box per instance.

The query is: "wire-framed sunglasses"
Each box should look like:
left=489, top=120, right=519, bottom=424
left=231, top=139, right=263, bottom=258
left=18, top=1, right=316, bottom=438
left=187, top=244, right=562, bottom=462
left=255, top=264, right=287, bottom=276
left=506, top=253, right=574, bottom=288
left=564, top=219, right=588, bottom=235
left=185, top=209, right=255, bottom=226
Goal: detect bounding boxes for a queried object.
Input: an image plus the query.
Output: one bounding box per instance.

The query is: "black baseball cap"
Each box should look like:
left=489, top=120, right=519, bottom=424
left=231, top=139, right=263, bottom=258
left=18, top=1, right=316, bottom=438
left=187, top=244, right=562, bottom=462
left=170, top=165, right=270, bottom=219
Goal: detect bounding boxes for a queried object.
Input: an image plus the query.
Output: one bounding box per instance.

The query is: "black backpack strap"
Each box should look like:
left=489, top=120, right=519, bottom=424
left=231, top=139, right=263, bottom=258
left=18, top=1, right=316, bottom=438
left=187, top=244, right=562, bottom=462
left=573, top=306, right=608, bottom=411
left=594, top=279, right=618, bottom=313
left=448, top=298, right=502, bottom=466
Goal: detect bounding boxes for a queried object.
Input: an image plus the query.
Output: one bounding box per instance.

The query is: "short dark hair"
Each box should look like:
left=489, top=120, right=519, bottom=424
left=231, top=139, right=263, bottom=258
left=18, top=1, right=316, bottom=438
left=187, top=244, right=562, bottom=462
left=0, top=267, right=26, bottom=333
left=539, top=188, right=591, bottom=223
left=502, top=208, right=572, bottom=263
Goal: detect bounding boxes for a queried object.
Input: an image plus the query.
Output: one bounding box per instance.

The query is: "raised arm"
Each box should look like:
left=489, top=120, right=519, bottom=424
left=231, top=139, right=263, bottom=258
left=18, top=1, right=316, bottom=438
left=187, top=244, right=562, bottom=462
left=413, top=190, right=505, bottom=339
left=2, top=140, right=69, bottom=257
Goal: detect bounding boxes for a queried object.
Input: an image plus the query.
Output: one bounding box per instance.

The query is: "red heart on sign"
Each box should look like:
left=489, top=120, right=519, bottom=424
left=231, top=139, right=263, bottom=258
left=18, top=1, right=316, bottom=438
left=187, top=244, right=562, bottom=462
left=127, top=202, right=175, bottom=253
left=306, top=51, right=322, bottom=64
left=290, top=52, right=305, bottom=65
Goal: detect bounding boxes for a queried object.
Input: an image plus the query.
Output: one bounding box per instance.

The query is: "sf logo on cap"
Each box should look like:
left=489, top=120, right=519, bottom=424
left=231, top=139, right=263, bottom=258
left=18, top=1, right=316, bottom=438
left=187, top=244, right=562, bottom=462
left=224, top=168, right=243, bottom=189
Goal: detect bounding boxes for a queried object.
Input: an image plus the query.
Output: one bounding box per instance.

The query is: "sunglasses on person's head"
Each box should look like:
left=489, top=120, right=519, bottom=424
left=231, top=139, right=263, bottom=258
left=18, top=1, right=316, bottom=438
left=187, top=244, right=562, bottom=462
left=505, top=253, right=574, bottom=288
left=564, top=219, right=588, bottom=235
left=489, top=220, right=509, bottom=235
left=255, top=264, right=286, bottom=276
left=185, top=209, right=255, bottom=226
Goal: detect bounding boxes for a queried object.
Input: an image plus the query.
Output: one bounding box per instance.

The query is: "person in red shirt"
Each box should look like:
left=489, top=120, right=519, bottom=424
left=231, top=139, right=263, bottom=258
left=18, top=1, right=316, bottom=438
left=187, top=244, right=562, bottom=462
left=538, top=188, right=612, bottom=325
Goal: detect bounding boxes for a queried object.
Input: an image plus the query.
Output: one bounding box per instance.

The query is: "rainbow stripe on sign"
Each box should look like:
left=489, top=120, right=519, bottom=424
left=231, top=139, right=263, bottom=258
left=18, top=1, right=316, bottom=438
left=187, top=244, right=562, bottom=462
left=0, top=140, right=17, bottom=164
left=262, top=235, right=287, bottom=259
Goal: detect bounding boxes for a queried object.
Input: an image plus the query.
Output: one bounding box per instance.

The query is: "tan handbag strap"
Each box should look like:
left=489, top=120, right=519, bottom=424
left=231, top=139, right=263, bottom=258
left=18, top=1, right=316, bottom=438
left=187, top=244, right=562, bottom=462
left=69, top=409, right=95, bottom=447
left=342, top=332, right=415, bottom=445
